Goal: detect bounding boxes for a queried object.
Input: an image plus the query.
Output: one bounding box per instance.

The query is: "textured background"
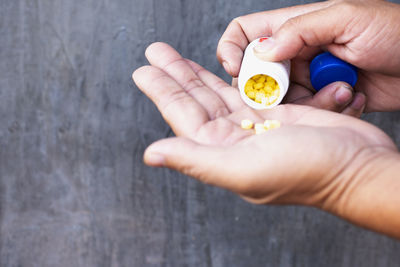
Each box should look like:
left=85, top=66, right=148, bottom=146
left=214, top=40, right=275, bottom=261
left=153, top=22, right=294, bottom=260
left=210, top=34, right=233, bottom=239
left=1, top=0, right=400, bottom=266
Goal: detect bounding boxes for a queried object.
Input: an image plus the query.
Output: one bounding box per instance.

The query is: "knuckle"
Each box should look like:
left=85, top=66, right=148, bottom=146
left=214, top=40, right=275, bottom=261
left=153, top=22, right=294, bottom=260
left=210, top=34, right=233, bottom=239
left=335, top=1, right=359, bottom=14
left=212, top=105, right=230, bottom=120
left=220, top=16, right=243, bottom=40
left=232, top=16, right=244, bottom=26
left=219, top=17, right=243, bottom=45
left=284, top=16, right=302, bottom=30
left=182, top=77, right=204, bottom=93
left=345, top=51, right=363, bottom=67
left=160, top=90, right=188, bottom=113
left=281, top=16, right=307, bottom=40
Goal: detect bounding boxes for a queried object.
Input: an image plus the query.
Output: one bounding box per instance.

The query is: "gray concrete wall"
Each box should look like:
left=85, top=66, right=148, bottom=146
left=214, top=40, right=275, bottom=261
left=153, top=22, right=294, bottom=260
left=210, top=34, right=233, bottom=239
left=1, top=0, right=399, bottom=266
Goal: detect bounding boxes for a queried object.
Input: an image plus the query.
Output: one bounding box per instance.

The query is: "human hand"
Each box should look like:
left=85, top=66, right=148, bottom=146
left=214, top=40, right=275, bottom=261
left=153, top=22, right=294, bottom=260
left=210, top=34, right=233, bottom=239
left=133, top=42, right=400, bottom=237
left=217, top=0, right=400, bottom=112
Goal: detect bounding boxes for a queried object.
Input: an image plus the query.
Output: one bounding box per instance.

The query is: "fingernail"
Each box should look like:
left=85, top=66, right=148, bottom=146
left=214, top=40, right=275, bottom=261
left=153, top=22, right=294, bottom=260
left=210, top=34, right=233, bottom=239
left=335, top=85, right=353, bottom=105
left=145, top=152, right=165, bottom=167
left=351, top=92, right=366, bottom=110
left=222, top=61, right=231, bottom=74
left=254, top=37, right=276, bottom=53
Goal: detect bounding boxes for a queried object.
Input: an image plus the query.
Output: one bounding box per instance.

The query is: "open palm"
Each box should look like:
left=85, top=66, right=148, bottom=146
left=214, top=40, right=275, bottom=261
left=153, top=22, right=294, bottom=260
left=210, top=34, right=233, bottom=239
left=133, top=42, right=396, bottom=210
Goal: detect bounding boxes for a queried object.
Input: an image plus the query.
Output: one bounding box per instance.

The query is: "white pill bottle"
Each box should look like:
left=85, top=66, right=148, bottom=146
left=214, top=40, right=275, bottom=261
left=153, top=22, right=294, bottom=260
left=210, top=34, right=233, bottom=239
left=238, top=37, right=291, bottom=109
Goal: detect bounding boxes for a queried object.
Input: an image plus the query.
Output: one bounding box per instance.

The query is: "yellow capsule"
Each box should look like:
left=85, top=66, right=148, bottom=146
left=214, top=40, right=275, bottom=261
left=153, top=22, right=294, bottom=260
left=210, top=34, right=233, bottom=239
left=246, top=79, right=256, bottom=86
left=256, top=76, right=266, bottom=83
left=253, top=74, right=262, bottom=80
left=266, top=80, right=275, bottom=88
left=270, top=120, right=281, bottom=129
left=264, top=85, right=273, bottom=94
left=245, top=84, right=253, bottom=93
left=264, top=120, right=281, bottom=130
left=257, top=91, right=266, bottom=97
left=241, top=119, right=254, bottom=130
left=264, top=120, right=271, bottom=129
left=261, top=97, right=268, bottom=106
left=269, top=95, right=278, bottom=104
left=255, top=92, right=265, bottom=103
left=255, top=123, right=267, bottom=135
left=266, top=76, right=275, bottom=83
left=247, top=90, right=256, bottom=100
left=254, top=83, right=264, bottom=90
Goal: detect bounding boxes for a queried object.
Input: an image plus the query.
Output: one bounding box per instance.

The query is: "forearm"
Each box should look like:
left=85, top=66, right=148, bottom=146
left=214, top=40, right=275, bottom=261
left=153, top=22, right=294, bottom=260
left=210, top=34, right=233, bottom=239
left=331, top=148, right=400, bottom=238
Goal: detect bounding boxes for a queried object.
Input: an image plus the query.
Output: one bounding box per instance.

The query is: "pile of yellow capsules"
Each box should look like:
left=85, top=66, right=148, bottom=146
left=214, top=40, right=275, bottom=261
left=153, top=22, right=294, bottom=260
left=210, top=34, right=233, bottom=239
left=241, top=119, right=281, bottom=134
left=244, top=74, right=280, bottom=106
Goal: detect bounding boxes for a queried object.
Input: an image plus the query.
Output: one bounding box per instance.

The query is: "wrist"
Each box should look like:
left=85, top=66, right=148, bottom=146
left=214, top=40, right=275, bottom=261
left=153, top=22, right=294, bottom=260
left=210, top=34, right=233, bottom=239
left=322, top=146, right=400, bottom=237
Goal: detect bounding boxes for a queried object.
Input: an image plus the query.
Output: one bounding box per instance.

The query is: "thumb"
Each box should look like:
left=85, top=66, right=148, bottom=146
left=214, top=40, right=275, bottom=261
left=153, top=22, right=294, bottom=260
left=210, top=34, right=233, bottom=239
left=144, top=137, right=238, bottom=190
left=253, top=3, right=355, bottom=62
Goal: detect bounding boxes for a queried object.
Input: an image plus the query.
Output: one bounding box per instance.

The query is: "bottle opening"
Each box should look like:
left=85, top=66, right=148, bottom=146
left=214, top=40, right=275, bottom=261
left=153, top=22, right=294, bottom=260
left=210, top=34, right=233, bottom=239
left=244, top=74, right=280, bottom=107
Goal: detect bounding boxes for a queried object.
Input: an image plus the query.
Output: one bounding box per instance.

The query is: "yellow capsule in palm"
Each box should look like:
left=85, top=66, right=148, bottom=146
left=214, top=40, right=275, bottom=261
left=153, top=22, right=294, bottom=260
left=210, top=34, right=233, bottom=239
left=264, top=119, right=281, bottom=129
left=241, top=119, right=254, bottom=130
left=255, top=123, right=267, bottom=135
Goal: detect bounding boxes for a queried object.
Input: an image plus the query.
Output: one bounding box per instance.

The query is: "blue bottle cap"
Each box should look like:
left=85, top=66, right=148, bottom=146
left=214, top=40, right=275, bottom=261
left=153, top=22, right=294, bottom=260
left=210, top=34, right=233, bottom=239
left=310, top=52, right=358, bottom=91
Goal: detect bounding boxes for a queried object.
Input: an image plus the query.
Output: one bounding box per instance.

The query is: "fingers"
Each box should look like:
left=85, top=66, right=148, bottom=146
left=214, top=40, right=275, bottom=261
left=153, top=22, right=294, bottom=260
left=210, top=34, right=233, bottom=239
left=217, top=1, right=332, bottom=76
left=217, top=21, right=246, bottom=77
left=145, top=42, right=230, bottom=120
left=144, top=135, right=295, bottom=197
left=254, top=3, right=356, bottom=62
left=284, top=81, right=366, bottom=117
left=341, top=92, right=366, bottom=117
left=231, top=77, right=238, bottom=88
left=133, top=66, right=208, bottom=137
left=356, top=71, right=400, bottom=112
left=144, top=137, right=241, bottom=191
left=287, top=82, right=352, bottom=110
left=184, top=59, right=247, bottom=112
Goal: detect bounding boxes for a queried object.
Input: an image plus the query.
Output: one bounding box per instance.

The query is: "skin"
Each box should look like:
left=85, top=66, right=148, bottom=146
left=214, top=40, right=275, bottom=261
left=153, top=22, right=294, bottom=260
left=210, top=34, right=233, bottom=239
left=217, top=0, right=400, bottom=112
left=133, top=42, right=400, bottom=238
